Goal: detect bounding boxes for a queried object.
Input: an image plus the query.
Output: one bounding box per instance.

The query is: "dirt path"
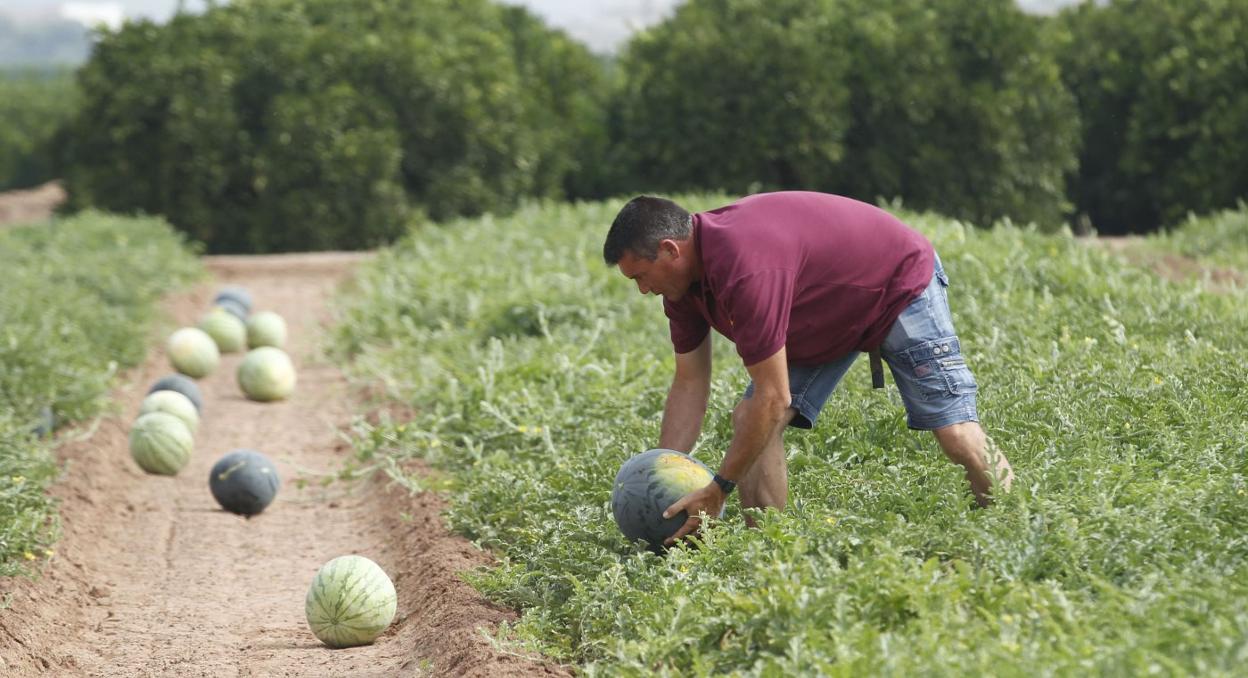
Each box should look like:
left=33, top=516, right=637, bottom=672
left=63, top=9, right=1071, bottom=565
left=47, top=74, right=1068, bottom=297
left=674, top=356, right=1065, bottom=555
left=0, top=253, right=568, bottom=677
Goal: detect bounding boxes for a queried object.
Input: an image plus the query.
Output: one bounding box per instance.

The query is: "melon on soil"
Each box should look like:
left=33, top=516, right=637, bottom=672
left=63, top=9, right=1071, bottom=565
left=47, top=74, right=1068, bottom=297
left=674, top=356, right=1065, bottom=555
left=199, top=307, right=247, bottom=353
left=148, top=373, right=204, bottom=412
left=167, top=327, right=219, bottom=379
left=214, top=286, right=253, bottom=314
left=305, top=555, right=397, bottom=648
left=611, top=448, right=721, bottom=551
left=139, top=390, right=200, bottom=434
left=209, top=449, right=280, bottom=516
left=237, top=346, right=296, bottom=402
left=246, top=310, right=288, bottom=349
left=129, top=411, right=194, bottom=476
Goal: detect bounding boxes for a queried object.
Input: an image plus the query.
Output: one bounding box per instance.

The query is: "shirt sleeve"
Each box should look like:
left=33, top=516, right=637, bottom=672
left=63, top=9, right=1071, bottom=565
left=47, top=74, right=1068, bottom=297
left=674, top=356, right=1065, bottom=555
left=663, top=297, right=709, bottom=354
left=722, top=268, right=795, bottom=366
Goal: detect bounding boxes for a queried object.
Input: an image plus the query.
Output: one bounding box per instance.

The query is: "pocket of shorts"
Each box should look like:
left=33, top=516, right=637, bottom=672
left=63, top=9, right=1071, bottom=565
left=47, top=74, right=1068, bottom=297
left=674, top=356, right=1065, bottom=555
left=938, top=356, right=977, bottom=396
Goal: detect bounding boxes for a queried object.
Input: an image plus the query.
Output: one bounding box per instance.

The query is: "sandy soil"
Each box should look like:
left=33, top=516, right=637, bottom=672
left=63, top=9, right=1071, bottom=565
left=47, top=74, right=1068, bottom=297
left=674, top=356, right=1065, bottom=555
left=0, top=252, right=569, bottom=677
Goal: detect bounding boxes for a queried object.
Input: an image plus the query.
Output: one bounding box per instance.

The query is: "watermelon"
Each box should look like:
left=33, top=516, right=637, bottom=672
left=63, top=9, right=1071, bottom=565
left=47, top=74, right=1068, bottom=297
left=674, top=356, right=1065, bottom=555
left=208, top=449, right=280, bottom=516
left=305, top=555, right=397, bottom=648
left=129, top=411, right=193, bottom=475
left=167, top=327, right=220, bottom=379
left=214, top=286, right=253, bottom=314
left=237, top=346, right=296, bottom=402
left=611, top=448, right=721, bottom=551
left=199, top=307, right=247, bottom=353
left=148, top=374, right=204, bottom=413
left=139, top=390, right=200, bottom=434
left=31, top=405, right=55, bottom=438
left=215, top=298, right=248, bottom=322
left=245, top=311, right=288, bottom=349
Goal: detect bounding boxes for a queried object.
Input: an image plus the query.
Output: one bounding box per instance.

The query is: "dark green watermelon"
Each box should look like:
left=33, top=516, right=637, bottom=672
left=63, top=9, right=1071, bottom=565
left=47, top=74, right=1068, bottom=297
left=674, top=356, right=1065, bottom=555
left=214, top=297, right=249, bottom=322
left=147, top=374, right=204, bottom=413
left=31, top=405, right=55, bottom=438
left=209, top=449, right=280, bottom=516
left=214, top=286, right=253, bottom=314
left=611, top=448, right=720, bottom=551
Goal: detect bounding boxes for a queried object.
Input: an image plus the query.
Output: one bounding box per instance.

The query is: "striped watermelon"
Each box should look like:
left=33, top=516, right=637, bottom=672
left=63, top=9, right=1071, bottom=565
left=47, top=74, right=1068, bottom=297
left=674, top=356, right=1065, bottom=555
left=167, top=327, right=219, bottom=379
left=305, top=555, right=397, bottom=648
left=129, top=412, right=193, bottom=475
left=611, top=448, right=721, bottom=551
left=139, top=390, right=200, bottom=434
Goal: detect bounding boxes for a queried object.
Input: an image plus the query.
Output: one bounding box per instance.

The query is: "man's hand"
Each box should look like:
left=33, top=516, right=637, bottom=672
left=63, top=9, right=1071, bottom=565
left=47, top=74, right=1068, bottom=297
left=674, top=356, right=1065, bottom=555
left=661, top=481, right=726, bottom=547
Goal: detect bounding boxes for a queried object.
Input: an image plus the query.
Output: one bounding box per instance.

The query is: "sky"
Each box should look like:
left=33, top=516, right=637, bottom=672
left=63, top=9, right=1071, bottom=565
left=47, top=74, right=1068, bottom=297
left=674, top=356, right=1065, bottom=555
left=3, top=0, right=1086, bottom=54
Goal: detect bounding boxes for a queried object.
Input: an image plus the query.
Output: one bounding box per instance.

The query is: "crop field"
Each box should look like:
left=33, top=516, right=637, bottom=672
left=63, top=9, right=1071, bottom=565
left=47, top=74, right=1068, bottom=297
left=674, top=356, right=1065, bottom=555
left=332, top=198, right=1248, bottom=675
left=0, top=212, right=200, bottom=576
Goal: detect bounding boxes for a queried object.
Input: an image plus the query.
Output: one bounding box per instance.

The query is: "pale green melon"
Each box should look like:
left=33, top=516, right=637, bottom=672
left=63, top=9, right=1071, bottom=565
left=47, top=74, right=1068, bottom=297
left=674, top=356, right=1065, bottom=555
left=129, top=411, right=193, bottom=475
left=199, top=307, right=247, bottom=353
left=246, top=311, right=288, bottom=349
left=167, top=327, right=220, bottom=378
left=237, top=347, right=297, bottom=402
left=305, top=555, right=397, bottom=648
left=139, top=390, right=200, bottom=434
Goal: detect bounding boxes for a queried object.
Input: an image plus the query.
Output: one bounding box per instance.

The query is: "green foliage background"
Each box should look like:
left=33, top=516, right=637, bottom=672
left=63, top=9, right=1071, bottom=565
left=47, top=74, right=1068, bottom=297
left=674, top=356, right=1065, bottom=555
left=57, top=0, right=607, bottom=253
left=331, top=198, right=1248, bottom=674
left=0, top=68, right=77, bottom=192
left=1055, top=0, right=1248, bottom=235
left=0, top=212, right=201, bottom=576
left=613, top=0, right=1079, bottom=229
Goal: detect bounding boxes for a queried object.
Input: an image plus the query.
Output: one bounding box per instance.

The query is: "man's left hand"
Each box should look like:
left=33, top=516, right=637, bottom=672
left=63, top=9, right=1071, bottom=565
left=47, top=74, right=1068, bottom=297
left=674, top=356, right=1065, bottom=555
left=662, top=482, right=726, bottom=547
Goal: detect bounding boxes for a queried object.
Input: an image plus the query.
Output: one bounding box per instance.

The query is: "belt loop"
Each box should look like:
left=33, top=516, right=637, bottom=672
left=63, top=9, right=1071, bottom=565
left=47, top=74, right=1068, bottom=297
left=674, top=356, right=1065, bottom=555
left=869, top=349, right=884, bottom=389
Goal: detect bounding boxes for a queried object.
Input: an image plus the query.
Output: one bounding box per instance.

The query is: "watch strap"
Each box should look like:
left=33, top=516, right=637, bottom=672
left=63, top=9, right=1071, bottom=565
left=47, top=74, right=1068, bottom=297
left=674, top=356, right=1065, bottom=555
left=712, top=473, right=736, bottom=496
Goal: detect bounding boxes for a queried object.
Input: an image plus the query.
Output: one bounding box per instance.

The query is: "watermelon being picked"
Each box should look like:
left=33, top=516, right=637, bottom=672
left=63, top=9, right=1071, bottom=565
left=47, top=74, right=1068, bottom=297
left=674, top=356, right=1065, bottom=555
left=611, top=448, right=721, bottom=551
left=305, top=555, right=397, bottom=648
left=209, top=449, right=279, bottom=516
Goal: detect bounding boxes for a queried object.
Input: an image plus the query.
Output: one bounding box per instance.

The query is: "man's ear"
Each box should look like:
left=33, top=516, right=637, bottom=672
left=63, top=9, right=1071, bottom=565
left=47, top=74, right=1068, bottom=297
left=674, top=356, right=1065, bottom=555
left=657, top=239, right=681, bottom=260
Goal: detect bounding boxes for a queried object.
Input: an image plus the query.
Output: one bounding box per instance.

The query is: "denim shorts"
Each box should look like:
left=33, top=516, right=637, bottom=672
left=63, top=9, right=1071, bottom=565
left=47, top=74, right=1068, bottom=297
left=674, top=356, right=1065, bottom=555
left=743, top=253, right=979, bottom=431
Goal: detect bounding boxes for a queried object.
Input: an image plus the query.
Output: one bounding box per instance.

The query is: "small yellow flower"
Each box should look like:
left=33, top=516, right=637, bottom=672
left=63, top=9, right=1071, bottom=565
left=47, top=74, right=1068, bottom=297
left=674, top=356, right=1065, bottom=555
left=44, top=549, right=54, bottom=557
left=1124, top=422, right=1132, bottom=429
left=11, top=475, right=24, bottom=484
left=533, top=427, right=543, bottom=434
left=1002, top=614, right=1015, bottom=624
left=1154, top=377, right=1163, bottom=385
left=430, top=439, right=441, bottom=448
left=23, top=551, right=36, bottom=561
left=825, top=517, right=836, bottom=525
left=517, top=425, right=529, bottom=433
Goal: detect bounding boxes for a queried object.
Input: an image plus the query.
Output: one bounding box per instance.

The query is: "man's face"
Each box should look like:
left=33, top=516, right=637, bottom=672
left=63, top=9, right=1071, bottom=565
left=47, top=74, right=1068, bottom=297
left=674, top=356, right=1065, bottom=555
left=617, top=244, right=690, bottom=301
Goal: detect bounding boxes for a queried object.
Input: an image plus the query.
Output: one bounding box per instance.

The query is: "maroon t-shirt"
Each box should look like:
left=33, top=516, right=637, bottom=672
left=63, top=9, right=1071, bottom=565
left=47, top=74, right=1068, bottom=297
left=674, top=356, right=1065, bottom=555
left=664, top=192, right=934, bottom=366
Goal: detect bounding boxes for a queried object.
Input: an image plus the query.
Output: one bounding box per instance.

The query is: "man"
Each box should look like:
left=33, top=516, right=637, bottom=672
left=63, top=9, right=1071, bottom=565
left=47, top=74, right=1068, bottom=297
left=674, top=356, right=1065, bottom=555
left=602, top=192, right=1014, bottom=546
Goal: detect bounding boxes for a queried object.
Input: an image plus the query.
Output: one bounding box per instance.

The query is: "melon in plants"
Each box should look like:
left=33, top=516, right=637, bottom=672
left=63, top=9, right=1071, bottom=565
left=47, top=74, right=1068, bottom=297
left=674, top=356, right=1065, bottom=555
left=305, top=555, right=397, bottom=648
left=31, top=405, right=54, bottom=438
left=167, top=327, right=219, bottom=378
left=129, top=411, right=193, bottom=475
left=199, top=307, right=247, bottom=353
left=246, top=311, right=288, bottom=349
left=139, top=390, right=199, bottom=434
left=214, top=286, right=253, bottom=314
left=148, top=373, right=204, bottom=413
left=611, top=448, right=721, bottom=551
left=237, top=346, right=296, bottom=402
left=208, top=449, right=279, bottom=516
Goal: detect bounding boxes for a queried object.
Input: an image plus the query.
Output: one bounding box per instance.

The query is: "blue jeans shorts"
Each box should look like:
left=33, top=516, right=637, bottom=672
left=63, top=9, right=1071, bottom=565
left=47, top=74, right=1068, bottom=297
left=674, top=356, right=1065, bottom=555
left=743, top=253, right=979, bottom=431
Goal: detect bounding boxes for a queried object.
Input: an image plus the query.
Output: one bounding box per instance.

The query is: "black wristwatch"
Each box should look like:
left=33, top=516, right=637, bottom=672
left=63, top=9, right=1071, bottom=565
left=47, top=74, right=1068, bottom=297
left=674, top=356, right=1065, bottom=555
left=712, top=473, right=736, bottom=496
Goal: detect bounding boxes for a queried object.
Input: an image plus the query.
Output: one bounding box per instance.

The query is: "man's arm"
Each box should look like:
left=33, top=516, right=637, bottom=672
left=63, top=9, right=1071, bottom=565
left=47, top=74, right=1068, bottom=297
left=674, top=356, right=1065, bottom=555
left=662, top=347, right=791, bottom=545
left=657, top=333, right=712, bottom=452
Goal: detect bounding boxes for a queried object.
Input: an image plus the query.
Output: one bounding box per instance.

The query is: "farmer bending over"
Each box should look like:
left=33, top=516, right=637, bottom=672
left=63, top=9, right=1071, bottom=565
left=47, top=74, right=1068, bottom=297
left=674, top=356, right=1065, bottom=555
left=602, top=192, right=1014, bottom=546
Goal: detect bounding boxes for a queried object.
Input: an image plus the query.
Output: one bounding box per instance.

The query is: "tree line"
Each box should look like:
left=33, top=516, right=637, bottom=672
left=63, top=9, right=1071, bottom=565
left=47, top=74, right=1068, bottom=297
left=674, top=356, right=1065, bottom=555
left=3, top=0, right=1244, bottom=251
